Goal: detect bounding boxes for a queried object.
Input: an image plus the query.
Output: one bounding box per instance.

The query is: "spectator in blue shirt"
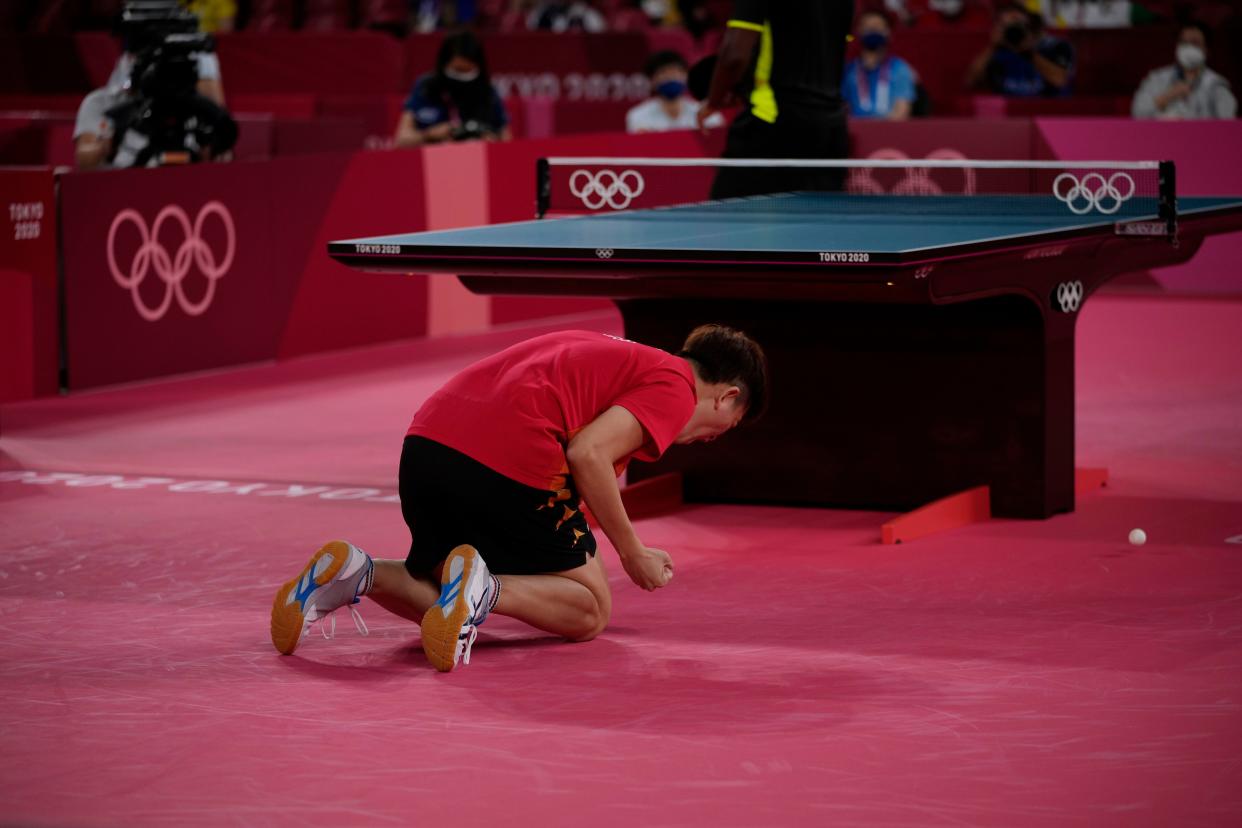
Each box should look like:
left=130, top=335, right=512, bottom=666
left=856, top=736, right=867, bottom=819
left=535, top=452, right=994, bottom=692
left=394, top=31, right=511, bottom=147
left=966, top=3, right=1075, bottom=97
left=843, top=11, right=918, bottom=120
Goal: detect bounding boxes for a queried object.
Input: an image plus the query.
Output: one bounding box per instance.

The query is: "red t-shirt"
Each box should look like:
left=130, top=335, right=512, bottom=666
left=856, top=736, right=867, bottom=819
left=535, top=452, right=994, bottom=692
left=407, top=331, right=698, bottom=493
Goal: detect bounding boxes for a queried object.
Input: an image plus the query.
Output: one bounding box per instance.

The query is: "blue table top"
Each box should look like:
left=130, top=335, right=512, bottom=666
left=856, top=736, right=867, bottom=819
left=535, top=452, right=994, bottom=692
left=336, top=194, right=1242, bottom=257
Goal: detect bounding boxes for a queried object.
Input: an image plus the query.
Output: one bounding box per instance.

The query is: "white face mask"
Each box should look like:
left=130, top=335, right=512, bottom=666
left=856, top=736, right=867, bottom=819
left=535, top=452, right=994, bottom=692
left=928, top=0, right=964, bottom=15
left=1176, top=43, right=1206, bottom=70
left=443, top=67, right=480, bottom=83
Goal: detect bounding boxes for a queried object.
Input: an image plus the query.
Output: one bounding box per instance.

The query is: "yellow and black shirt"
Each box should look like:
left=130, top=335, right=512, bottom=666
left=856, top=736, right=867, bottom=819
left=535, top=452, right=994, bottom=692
left=727, top=0, right=855, bottom=124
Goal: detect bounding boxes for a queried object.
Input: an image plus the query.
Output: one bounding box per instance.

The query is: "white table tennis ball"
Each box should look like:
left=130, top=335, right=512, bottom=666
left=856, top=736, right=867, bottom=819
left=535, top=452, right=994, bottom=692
left=1129, top=528, right=1147, bottom=546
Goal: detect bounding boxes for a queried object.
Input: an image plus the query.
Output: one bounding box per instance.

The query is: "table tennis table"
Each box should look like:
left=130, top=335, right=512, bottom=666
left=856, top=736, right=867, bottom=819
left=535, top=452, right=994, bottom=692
left=329, top=182, right=1242, bottom=519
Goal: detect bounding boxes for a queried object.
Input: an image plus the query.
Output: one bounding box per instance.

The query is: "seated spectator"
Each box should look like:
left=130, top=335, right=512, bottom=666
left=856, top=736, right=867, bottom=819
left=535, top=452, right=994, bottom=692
left=1027, top=1, right=1136, bottom=29
left=394, top=31, right=512, bottom=147
left=108, top=14, right=226, bottom=106
left=675, top=0, right=716, bottom=39
left=75, top=44, right=237, bottom=169
left=185, top=0, right=236, bottom=33
left=529, top=1, right=608, bottom=32
left=74, top=85, right=128, bottom=169
left=843, top=11, right=918, bottom=120
left=1132, top=22, right=1236, bottom=119
left=966, top=3, right=1074, bottom=97
left=626, top=50, right=723, bottom=132
left=882, top=0, right=994, bottom=30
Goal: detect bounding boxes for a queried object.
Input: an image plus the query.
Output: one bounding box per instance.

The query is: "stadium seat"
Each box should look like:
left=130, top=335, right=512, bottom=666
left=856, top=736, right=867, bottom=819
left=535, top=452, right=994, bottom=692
left=247, top=0, right=295, bottom=31
left=361, top=0, right=409, bottom=34
left=302, top=0, right=353, bottom=32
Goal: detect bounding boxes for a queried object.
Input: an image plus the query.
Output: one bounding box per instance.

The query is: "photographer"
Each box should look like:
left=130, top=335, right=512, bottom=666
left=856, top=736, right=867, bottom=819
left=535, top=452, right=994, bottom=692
left=74, top=33, right=237, bottom=169
left=966, top=3, right=1074, bottom=97
left=394, top=31, right=511, bottom=147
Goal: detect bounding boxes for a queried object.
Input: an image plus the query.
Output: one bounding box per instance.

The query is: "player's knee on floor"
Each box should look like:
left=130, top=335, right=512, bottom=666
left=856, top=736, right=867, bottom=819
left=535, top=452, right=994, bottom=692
left=568, top=601, right=610, bottom=643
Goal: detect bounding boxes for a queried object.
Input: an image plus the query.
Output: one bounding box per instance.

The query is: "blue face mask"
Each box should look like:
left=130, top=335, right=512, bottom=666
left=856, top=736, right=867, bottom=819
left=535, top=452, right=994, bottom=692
left=655, top=79, right=686, bottom=101
left=860, top=32, right=888, bottom=52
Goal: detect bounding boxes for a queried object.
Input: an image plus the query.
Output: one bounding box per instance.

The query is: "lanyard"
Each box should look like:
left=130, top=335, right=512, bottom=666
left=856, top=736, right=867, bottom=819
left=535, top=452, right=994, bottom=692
left=855, top=58, right=892, bottom=114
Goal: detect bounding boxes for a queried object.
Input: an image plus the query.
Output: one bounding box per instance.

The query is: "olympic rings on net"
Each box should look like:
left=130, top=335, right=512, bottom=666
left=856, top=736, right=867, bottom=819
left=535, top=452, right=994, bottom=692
left=1052, top=172, right=1135, bottom=215
left=106, top=202, right=236, bottom=322
left=569, top=169, right=646, bottom=210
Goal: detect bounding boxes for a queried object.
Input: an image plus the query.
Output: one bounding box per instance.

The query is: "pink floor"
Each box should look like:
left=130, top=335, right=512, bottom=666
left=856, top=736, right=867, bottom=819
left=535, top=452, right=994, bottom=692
left=2, top=298, right=1241, bottom=827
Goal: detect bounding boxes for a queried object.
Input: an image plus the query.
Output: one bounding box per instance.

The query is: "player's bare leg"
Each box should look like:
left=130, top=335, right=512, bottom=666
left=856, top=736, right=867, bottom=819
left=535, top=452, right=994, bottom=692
left=491, top=551, right=612, bottom=642
left=368, top=551, right=610, bottom=641
left=367, top=559, right=439, bottom=623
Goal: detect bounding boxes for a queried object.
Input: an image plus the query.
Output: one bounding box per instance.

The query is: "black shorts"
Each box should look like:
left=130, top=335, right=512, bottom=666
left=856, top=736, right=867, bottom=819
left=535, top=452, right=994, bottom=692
left=399, top=436, right=597, bottom=577
left=710, top=107, right=850, bottom=200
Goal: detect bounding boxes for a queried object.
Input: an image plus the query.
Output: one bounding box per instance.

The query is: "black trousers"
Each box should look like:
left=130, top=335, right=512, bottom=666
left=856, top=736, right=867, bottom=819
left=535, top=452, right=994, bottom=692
left=710, top=107, right=850, bottom=200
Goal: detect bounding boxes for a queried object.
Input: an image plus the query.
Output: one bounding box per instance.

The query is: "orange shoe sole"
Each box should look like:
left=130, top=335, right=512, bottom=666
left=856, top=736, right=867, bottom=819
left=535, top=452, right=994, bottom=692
left=420, top=544, right=480, bottom=672
left=270, top=540, right=352, bottom=656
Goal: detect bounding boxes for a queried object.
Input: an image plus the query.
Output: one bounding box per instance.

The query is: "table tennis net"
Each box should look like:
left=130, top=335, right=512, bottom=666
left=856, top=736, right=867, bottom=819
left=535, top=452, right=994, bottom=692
left=536, top=158, right=1174, bottom=228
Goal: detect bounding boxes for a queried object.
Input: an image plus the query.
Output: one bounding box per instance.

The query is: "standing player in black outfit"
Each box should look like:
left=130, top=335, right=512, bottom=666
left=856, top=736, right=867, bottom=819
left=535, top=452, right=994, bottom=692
left=698, top=0, right=854, bottom=199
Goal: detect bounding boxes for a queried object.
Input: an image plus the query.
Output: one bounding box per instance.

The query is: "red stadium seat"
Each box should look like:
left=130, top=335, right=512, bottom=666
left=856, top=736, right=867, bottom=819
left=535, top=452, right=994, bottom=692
left=610, top=8, right=652, bottom=32
left=248, top=0, right=295, bottom=32
left=361, top=0, right=409, bottom=32
left=302, top=0, right=354, bottom=32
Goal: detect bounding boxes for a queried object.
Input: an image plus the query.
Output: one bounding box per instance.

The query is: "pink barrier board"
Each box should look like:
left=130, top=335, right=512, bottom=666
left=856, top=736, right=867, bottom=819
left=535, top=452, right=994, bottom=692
left=0, top=168, right=58, bottom=403
left=1035, top=118, right=1242, bottom=295
left=57, top=150, right=431, bottom=389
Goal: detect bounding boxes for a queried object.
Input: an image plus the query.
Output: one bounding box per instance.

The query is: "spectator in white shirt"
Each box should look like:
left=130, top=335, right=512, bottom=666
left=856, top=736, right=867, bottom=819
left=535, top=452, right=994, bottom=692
left=1132, top=22, right=1236, bottom=120
left=627, top=50, right=723, bottom=133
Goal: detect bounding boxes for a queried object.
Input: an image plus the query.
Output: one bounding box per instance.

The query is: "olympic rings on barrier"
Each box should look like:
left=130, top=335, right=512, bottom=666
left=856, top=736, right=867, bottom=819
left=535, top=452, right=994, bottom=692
left=1055, top=280, right=1085, bottom=313
left=106, top=202, right=236, bottom=322
left=1052, top=172, right=1135, bottom=215
left=846, top=149, right=978, bottom=196
left=569, top=169, right=646, bottom=210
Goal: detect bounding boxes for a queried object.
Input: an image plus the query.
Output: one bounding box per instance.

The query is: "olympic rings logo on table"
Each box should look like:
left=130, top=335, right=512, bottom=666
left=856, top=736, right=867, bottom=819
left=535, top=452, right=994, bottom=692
left=1055, top=280, right=1085, bottom=314
left=1052, top=172, right=1135, bottom=215
left=106, top=202, right=236, bottom=322
left=570, top=169, right=646, bottom=210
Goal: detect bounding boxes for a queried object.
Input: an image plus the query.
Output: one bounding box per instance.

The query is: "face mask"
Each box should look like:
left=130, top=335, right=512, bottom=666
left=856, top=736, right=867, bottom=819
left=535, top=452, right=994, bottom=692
left=1003, top=23, right=1029, bottom=48
left=655, top=79, right=686, bottom=101
left=860, top=32, right=888, bottom=52
left=443, top=67, right=480, bottom=83
left=1176, top=44, right=1206, bottom=70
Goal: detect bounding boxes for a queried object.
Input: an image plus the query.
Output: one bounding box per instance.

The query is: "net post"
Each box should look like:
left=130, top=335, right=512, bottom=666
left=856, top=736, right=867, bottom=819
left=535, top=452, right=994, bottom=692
left=536, top=158, right=550, bottom=219
left=1158, top=160, right=1177, bottom=241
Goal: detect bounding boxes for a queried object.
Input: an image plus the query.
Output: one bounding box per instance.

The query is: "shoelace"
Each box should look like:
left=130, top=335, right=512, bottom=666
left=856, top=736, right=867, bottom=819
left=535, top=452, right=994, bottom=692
left=319, top=604, right=370, bottom=641
left=461, top=625, right=479, bottom=665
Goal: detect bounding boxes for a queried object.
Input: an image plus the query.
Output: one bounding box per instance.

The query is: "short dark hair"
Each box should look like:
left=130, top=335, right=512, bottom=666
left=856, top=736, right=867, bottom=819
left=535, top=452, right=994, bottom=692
left=436, top=30, right=490, bottom=81
left=643, top=50, right=687, bottom=79
left=678, top=324, right=768, bottom=423
left=1181, top=21, right=1211, bottom=47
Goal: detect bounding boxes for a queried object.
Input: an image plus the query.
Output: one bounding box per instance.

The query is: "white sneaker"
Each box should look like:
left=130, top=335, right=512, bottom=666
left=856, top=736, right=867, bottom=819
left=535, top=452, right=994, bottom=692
left=421, top=545, right=493, bottom=672
left=270, top=540, right=373, bottom=655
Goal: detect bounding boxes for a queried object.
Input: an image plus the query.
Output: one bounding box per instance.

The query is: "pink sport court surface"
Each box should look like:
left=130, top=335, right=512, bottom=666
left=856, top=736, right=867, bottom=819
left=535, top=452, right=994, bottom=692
left=2, top=296, right=1241, bottom=827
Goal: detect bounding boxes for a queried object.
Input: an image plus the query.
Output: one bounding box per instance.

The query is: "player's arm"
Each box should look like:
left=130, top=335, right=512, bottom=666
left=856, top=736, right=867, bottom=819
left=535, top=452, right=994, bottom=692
left=393, top=111, right=453, bottom=147
left=1031, top=39, right=1073, bottom=91
left=566, top=405, right=673, bottom=591
left=698, top=9, right=761, bottom=131
left=75, top=132, right=111, bottom=169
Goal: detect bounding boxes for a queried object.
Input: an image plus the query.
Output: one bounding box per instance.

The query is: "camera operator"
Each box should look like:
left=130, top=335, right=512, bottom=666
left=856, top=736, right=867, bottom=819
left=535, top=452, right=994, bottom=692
left=74, top=32, right=237, bottom=169
left=394, top=31, right=511, bottom=147
left=109, top=1, right=226, bottom=105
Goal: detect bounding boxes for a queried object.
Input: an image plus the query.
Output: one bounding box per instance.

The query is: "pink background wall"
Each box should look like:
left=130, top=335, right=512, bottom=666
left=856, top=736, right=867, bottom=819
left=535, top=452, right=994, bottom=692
left=1035, top=119, right=1242, bottom=294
